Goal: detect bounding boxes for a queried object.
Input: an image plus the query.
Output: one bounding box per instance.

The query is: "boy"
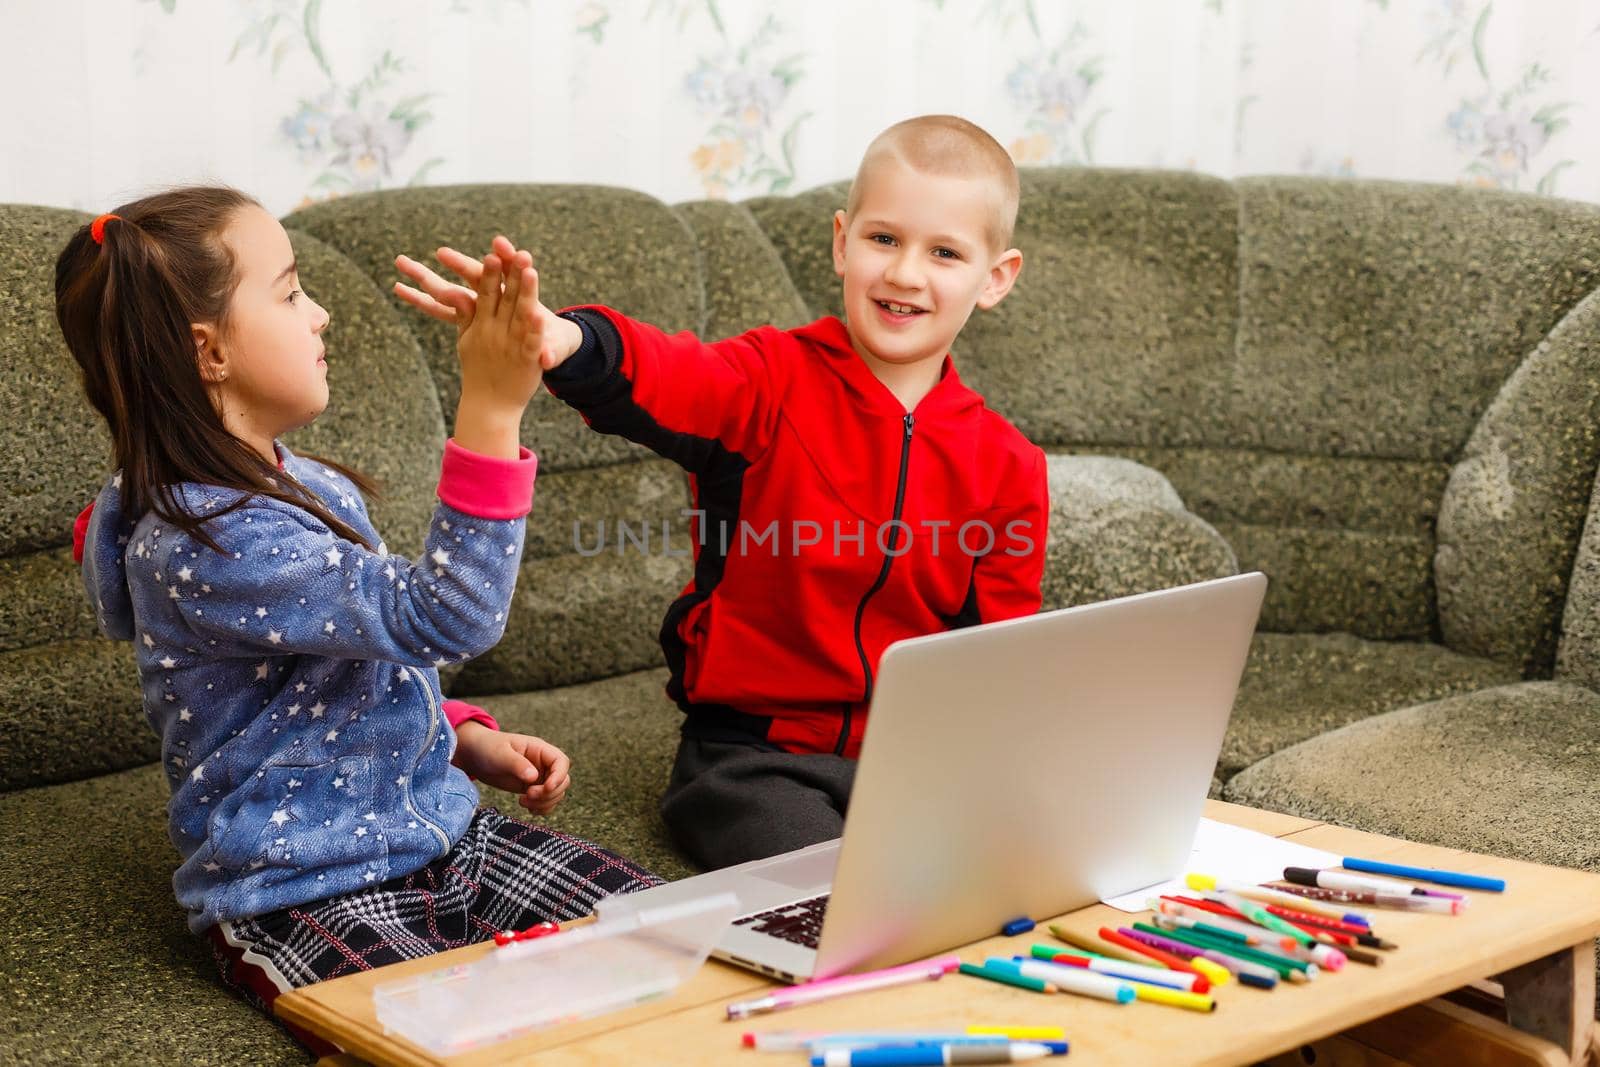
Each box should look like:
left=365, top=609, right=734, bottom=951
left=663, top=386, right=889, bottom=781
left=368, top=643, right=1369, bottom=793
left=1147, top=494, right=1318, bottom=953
left=396, top=115, right=1048, bottom=870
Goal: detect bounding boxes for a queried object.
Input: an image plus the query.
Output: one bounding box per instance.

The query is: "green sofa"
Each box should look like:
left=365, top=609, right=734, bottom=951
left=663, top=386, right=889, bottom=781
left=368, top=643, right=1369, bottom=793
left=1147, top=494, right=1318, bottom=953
left=4, top=170, right=1599, bottom=1064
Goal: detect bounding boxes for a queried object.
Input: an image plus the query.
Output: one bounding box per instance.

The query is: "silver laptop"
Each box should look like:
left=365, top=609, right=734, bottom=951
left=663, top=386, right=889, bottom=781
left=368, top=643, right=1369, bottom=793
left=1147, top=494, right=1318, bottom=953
left=623, top=572, right=1267, bottom=983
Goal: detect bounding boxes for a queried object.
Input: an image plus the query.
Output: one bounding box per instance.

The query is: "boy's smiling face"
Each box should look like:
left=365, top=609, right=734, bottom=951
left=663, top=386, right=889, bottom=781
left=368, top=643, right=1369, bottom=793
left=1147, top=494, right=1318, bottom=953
left=832, top=155, right=1021, bottom=382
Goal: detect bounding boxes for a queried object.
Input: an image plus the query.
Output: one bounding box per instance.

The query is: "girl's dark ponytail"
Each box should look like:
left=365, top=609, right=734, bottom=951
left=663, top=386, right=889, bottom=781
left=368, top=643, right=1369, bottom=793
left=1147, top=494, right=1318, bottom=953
left=55, top=187, right=378, bottom=552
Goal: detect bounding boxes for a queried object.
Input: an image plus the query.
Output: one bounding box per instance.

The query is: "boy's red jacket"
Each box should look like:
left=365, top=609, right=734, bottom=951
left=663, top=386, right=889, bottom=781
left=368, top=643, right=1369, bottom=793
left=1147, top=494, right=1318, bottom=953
left=546, top=307, right=1048, bottom=757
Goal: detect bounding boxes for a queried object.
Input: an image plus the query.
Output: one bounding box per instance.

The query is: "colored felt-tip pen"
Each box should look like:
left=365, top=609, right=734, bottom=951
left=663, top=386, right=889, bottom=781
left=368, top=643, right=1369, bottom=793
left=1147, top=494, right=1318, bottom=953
left=1275, top=875, right=1465, bottom=914
left=726, top=955, right=961, bottom=1019
left=1023, top=949, right=1208, bottom=992
left=744, top=1030, right=1067, bottom=1053
left=1341, top=856, right=1506, bottom=892
left=811, top=1042, right=1066, bottom=1066
left=997, top=958, right=1136, bottom=1003
left=1284, top=865, right=1468, bottom=899
left=1185, top=872, right=1359, bottom=924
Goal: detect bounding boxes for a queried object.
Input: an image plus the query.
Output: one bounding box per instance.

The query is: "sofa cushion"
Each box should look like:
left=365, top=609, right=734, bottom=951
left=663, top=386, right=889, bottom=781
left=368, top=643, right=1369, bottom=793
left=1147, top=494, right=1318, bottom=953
left=0, top=764, right=304, bottom=1064
left=1436, top=285, right=1600, bottom=676
left=1221, top=632, right=1520, bottom=778
left=1224, top=680, right=1600, bottom=873
left=1077, top=444, right=1448, bottom=639
left=1558, top=463, right=1600, bottom=691
left=672, top=199, right=812, bottom=338
left=1228, top=179, right=1600, bottom=637
left=472, top=667, right=695, bottom=881
left=1041, top=453, right=1236, bottom=611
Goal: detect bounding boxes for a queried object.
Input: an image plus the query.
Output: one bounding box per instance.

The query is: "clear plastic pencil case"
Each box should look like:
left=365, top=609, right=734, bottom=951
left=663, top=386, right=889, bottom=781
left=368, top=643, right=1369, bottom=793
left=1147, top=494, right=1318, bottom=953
left=372, top=890, right=740, bottom=1055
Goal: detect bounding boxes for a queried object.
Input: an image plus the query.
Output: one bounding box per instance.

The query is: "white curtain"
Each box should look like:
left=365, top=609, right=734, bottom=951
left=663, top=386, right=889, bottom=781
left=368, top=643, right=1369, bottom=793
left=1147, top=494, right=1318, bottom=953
left=3, top=0, right=1596, bottom=217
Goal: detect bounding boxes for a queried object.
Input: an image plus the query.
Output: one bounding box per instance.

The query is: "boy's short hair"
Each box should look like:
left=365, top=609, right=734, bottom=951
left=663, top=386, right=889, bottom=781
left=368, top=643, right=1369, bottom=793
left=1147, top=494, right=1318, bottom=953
left=846, top=115, right=1021, bottom=251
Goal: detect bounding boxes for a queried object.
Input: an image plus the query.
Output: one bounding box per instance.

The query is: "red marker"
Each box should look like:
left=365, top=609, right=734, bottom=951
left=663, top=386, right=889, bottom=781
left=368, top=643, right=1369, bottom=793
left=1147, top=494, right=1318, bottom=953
left=1098, top=926, right=1206, bottom=978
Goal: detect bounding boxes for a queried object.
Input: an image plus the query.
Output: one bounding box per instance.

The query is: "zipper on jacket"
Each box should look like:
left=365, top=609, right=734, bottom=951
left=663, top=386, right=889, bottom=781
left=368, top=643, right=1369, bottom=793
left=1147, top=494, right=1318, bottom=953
left=842, top=413, right=915, bottom=755
left=405, top=664, right=452, bottom=852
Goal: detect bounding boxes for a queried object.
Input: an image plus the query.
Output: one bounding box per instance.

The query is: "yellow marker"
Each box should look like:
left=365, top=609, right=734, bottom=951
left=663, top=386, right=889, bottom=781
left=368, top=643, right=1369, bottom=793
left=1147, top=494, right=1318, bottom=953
left=1131, top=983, right=1218, bottom=1012
left=1187, top=956, right=1233, bottom=987
left=966, top=1026, right=1068, bottom=1040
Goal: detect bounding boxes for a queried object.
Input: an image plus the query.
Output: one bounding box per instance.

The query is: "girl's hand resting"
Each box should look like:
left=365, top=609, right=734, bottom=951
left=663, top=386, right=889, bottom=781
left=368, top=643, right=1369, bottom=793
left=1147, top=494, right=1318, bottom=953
left=452, top=721, right=572, bottom=817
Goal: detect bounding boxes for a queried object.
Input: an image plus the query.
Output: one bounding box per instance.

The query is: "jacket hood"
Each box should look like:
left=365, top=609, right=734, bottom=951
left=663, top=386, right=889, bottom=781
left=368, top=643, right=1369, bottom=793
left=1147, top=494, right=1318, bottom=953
left=792, top=315, right=984, bottom=420
left=80, top=472, right=136, bottom=642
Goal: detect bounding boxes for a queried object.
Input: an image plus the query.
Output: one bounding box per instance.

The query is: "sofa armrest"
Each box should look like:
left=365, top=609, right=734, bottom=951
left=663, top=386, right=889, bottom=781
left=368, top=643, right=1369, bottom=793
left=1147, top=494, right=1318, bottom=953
left=1042, top=454, right=1239, bottom=611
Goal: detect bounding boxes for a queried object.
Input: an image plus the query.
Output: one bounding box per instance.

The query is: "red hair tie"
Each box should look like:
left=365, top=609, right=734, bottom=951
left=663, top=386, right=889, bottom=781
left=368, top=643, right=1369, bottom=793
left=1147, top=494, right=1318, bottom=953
left=90, top=213, right=121, bottom=245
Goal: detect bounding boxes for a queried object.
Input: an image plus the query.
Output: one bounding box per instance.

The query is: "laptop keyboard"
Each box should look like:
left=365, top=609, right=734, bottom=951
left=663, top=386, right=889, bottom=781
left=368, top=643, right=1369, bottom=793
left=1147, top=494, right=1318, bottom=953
left=732, top=893, right=831, bottom=948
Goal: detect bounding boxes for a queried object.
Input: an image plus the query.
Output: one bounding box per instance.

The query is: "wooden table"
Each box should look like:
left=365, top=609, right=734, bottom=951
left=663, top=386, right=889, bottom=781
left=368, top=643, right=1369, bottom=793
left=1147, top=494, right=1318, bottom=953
left=278, top=801, right=1600, bottom=1066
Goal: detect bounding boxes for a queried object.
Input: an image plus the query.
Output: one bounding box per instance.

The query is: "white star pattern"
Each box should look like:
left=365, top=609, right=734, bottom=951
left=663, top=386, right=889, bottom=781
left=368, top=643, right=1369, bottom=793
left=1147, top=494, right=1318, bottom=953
left=430, top=547, right=451, bottom=568
left=112, top=472, right=122, bottom=489
left=177, top=566, right=193, bottom=582
left=324, top=620, right=336, bottom=634
left=287, top=703, right=300, bottom=716
left=353, top=826, right=368, bottom=837
left=324, top=545, right=344, bottom=568
left=142, top=633, right=154, bottom=648
left=255, top=607, right=268, bottom=618
left=269, top=809, right=290, bottom=827
left=255, top=662, right=270, bottom=680
left=160, top=656, right=176, bottom=669
left=178, top=708, right=192, bottom=722
left=310, top=702, right=326, bottom=718
left=267, top=630, right=283, bottom=645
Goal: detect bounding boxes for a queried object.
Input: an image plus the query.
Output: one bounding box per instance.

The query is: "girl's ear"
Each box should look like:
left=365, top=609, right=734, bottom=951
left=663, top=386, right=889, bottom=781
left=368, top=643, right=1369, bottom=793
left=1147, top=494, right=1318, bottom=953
left=193, top=324, right=226, bottom=383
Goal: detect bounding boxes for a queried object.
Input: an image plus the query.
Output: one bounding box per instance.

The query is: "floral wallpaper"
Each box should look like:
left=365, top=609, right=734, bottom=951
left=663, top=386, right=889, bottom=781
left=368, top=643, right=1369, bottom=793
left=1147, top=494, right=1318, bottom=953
left=4, top=0, right=1599, bottom=215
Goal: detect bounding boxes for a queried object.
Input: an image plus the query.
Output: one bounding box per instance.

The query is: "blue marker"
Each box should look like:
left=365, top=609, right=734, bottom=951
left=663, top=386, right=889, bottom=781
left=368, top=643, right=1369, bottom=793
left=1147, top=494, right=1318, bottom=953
left=1001, top=916, right=1036, bottom=936
left=1342, top=857, right=1506, bottom=892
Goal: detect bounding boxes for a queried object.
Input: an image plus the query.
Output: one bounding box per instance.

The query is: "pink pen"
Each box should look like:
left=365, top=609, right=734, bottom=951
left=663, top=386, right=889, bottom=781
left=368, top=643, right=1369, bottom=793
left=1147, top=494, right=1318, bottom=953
left=725, top=954, right=962, bottom=1019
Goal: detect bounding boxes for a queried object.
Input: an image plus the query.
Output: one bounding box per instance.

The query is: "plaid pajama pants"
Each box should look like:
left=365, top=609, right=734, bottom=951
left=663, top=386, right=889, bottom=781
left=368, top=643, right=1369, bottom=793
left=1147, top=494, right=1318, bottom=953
left=204, top=807, right=661, bottom=1054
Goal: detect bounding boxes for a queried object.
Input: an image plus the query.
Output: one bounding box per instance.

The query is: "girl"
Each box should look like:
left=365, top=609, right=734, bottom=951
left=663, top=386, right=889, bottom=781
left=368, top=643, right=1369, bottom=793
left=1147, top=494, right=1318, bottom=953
left=57, top=186, right=659, bottom=1053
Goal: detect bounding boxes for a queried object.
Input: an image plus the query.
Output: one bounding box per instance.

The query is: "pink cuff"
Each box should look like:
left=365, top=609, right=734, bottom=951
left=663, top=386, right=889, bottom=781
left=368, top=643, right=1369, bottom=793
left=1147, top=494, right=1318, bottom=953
left=443, top=699, right=499, bottom=733
left=438, top=439, right=538, bottom=520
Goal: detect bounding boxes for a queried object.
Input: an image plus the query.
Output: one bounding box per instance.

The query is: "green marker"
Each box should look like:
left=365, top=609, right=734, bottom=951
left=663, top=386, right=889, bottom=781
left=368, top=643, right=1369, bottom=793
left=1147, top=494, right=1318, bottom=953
left=959, top=960, right=1054, bottom=993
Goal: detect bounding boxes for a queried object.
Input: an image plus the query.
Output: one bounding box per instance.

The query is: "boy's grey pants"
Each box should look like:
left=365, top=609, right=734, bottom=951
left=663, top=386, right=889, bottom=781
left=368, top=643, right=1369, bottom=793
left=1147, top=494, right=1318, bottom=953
left=659, top=735, right=857, bottom=871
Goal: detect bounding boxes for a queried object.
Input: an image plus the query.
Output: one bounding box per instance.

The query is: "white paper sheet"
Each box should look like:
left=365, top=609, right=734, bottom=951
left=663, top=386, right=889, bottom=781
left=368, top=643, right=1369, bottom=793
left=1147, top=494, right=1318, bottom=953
left=1100, top=817, right=1341, bottom=912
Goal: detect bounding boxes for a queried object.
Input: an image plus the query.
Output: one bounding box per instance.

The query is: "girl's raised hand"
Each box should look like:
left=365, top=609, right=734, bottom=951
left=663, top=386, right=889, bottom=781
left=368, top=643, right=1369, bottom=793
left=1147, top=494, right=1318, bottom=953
left=456, top=250, right=546, bottom=414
